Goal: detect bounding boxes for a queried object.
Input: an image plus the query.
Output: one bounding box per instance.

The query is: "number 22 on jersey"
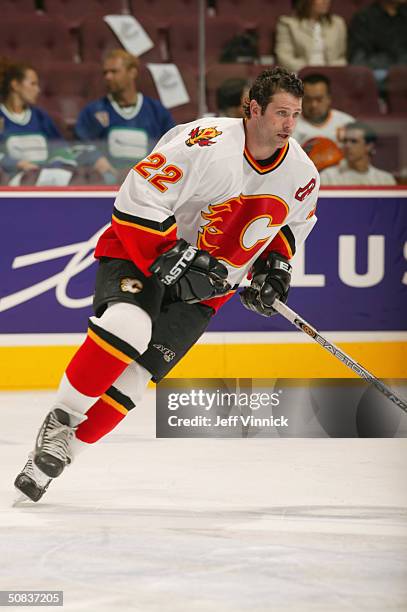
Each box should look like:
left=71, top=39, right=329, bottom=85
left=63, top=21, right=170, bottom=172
left=133, top=153, right=183, bottom=193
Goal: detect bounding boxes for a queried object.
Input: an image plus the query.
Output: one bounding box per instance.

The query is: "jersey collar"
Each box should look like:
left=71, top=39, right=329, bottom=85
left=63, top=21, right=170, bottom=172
left=108, top=93, right=144, bottom=120
left=0, top=103, right=32, bottom=126
left=244, top=141, right=289, bottom=174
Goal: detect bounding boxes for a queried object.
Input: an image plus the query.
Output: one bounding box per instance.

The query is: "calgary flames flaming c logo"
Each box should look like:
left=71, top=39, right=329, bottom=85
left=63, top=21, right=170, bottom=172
left=185, top=126, right=222, bottom=147
left=198, top=194, right=289, bottom=267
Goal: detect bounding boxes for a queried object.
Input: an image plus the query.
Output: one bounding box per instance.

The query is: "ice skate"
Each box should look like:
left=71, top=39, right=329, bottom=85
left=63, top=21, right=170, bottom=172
left=34, top=407, right=77, bottom=478
left=14, top=453, right=52, bottom=502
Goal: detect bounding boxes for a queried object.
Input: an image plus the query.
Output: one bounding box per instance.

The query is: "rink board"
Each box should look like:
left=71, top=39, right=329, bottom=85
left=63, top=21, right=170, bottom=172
left=0, top=186, right=406, bottom=388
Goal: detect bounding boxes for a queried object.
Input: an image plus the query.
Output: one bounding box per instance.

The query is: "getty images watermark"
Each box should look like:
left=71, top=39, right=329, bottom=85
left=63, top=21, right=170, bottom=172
left=156, top=380, right=290, bottom=438
left=166, top=388, right=287, bottom=428
left=156, top=378, right=407, bottom=438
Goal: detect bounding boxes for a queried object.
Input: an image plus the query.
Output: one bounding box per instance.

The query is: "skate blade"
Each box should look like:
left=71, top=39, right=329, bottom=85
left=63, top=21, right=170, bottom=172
left=12, top=490, right=35, bottom=506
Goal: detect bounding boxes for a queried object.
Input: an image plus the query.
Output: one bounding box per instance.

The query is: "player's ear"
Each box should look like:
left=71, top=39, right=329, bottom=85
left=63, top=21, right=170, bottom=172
left=249, top=99, right=261, bottom=118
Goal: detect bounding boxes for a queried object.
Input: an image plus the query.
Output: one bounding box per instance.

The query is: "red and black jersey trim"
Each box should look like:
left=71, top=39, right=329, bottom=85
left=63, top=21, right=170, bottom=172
left=279, top=225, right=296, bottom=257
left=105, top=386, right=136, bottom=412
left=265, top=224, right=296, bottom=260
left=244, top=142, right=289, bottom=174
left=112, top=206, right=176, bottom=235
left=88, top=318, right=141, bottom=364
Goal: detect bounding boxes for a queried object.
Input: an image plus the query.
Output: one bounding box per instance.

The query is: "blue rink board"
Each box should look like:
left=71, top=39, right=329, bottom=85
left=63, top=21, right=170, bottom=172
left=0, top=191, right=406, bottom=333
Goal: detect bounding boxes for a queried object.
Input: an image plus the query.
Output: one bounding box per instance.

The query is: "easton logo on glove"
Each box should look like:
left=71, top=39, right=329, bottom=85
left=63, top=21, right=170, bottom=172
left=150, top=239, right=230, bottom=304
left=159, top=245, right=197, bottom=285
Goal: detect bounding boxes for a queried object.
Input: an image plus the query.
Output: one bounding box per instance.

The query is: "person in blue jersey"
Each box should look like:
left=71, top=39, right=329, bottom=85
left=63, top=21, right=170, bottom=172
left=75, top=49, right=175, bottom=185
left=0, top=57, right=76, bottom=185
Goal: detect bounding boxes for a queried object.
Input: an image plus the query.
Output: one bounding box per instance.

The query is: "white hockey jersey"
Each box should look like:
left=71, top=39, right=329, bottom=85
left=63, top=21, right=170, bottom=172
left=95, top=117, right=319, bottom=311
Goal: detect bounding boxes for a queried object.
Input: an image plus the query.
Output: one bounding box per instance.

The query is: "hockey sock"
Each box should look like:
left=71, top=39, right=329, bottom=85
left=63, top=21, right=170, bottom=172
left=75, top=386, right=135, bottom=443
left=65, top=302, right=152, bottom=399
left=65, top=318, right=140, bottom=397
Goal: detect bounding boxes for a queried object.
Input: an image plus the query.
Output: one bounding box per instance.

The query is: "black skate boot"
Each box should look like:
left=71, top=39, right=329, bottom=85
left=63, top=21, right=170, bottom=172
left=34, top=408, right=76, bottom=478
left=14, top=453, right=52, bottom=502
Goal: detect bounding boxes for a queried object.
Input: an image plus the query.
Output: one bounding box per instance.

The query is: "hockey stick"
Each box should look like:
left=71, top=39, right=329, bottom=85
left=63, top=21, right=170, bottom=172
left=272, top=299, right=407, bottom=414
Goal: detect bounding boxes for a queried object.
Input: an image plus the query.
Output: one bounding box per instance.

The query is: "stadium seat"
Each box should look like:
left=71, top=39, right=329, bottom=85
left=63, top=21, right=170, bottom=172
left=0, top=15, right=76, bottom=63
left=206, top=63, right=253, bottom=113
left=79, top=14, right=164, bottom=63
left=299, top=66, right=382, bottom=117
left=214, top=0, right=291, bottom=20
left=387, top=66, right=407, bottom=116
left=168, top=15, right=256, bottom=69
left=42, top=0, right=128, bottom=27
left=130, top=0, right=198, bottom=20
left=38, top=62, right=103, bottom=131
left=3, top=0, right=37, bottom=14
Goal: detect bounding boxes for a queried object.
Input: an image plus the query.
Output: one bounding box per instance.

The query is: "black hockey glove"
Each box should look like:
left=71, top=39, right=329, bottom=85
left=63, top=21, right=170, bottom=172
left=240, top=252, right=292, bottom=317
left=150, top=239, right=230, bottom=304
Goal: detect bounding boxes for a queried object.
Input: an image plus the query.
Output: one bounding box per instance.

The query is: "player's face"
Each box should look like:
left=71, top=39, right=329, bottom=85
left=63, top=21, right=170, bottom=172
left=302, top=82, right=331, bottom=123
left=342, top=129, right=370, bottom=162
left=103, top=58, right=136, bottom=95
left=13, top=69, right=40, bottom=106
left=253, top=92, right=302, bottom=148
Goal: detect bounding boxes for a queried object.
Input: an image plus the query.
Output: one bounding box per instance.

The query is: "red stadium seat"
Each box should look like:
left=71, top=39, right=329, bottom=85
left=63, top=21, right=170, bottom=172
left=0, top=15, right=76, bottom=63
left=3, top=0, right=37, bottom=14
left=43, top=0, right=128, bottom=27
left=387, top=66, right=407, bottom=116
left=206, top=63, right=253, bottom=113
left=299, top=66, right=382, bottom=117
left=79, top=14, right=164, bottom=63
left=129, top=0, right=198, bottom=20
left=38, top=62, right=103, bottom=131
left=214, top=0, right=291, bottom=20
left=168, top=16, right=256, bottom=70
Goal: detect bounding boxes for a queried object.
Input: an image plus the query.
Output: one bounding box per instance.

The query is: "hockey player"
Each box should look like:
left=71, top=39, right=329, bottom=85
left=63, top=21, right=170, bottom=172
left=15, top=67, right=320, bottom=502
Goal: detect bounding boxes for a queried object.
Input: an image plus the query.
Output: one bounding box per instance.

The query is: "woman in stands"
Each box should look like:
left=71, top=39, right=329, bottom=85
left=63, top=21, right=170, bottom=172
left=275, top=0, right=347, bottom=73
left=0, top=57, right=75, bottom=185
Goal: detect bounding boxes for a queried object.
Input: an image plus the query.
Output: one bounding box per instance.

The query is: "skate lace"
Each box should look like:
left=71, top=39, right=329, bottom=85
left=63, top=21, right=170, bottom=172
left=25, top=453, right=50, bottom=487
left=42, top=413, right=75, bottom=463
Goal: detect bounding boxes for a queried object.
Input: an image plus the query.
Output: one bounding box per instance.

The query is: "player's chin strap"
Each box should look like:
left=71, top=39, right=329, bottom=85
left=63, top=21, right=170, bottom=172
left=272, top=298, right=407, bottom=415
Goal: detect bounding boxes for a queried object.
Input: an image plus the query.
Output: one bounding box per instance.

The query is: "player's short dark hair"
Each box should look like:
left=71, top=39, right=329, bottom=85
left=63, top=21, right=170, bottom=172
left=216, top=78, right=249, bottom=111
left=302, top=72, right=331, bottom=93
left=243, top=67, right=303, bottom=118
left=345, top=121, right=378, bottom=145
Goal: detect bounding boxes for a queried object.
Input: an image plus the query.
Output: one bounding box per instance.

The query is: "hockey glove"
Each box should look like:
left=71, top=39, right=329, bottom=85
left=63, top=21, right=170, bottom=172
left=150, top=239, right=230, bottom=304
left=240, top=252, right=292, bottom=317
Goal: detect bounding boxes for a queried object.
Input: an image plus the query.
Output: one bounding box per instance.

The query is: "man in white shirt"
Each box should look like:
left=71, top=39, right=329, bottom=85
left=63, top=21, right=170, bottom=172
left=293, top=73, right=354, bottom=145
left=320, top=122, right=396, bottom=185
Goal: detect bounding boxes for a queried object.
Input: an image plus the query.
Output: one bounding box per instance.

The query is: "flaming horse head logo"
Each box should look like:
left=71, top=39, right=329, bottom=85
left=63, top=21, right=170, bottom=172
left=185, top=126, right=222, bottom=147
left=197, top=195, right=289, bottom=268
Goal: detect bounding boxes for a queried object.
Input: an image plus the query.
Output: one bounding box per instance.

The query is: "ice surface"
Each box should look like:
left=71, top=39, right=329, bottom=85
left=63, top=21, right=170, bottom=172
left=1, top=390, right=406, bottom=611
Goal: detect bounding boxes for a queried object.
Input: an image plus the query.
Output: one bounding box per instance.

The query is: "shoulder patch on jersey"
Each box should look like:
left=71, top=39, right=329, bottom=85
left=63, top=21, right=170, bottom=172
left=295, top=178, right=316, bottom=202
left=185, top=126, right=222, bottom=147
left=94, top=111, right=109, bottom=127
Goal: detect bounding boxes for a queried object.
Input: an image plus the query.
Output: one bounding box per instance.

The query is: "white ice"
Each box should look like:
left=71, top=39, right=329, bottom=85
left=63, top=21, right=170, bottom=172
left=1, top=390, right=406, bottom=612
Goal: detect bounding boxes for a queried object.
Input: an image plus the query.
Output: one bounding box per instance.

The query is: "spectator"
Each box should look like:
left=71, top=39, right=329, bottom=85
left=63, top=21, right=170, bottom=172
left=216, top=78, right=250, bottom=118
left=275, top=0, right=347, bottom=73
left=320, top=121, right=396, bottom=185
left=0, top=57, right=76, bottom=185
left=348, top=1, right=407, bottom=97
left=75, top=49, right=175, bottom=185
left=293, top=73, right=354, bottom=171
left=293, top=73, right=354, bottom=144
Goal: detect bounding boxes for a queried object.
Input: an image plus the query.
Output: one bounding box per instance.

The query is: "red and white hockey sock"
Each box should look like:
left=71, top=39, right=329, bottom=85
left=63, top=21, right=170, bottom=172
left=65, top=318, right=140, bottom=398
